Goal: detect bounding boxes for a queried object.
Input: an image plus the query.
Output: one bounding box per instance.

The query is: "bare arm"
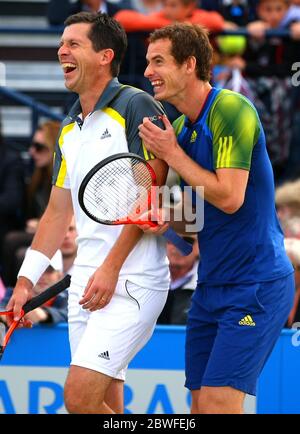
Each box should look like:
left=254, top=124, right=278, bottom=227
left=7, top=186, right=73, bottom=320
left=31, top=186, right=74, bottom=256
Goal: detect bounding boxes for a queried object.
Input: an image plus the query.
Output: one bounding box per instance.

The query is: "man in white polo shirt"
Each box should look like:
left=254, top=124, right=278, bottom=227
left=7, top=12, right=169, bottom=414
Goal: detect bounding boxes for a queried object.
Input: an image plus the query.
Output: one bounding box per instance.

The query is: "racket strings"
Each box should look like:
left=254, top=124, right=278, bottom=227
left=83, top=157, right=153, bottom=222
left=85, top=165, right=140, bottom=217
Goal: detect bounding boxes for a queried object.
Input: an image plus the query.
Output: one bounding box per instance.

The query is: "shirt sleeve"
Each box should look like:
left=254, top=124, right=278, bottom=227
left=125, top=92, right=166, bottom=161
left=172, top=115, right=185, bottom=137
left=208, top=92, right=261, bottom=171
left=52, top=122, right=73, bottom=189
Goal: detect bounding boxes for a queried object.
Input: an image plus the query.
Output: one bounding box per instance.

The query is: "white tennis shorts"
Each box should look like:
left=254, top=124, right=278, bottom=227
left=68, top=280, right=168, bottom=380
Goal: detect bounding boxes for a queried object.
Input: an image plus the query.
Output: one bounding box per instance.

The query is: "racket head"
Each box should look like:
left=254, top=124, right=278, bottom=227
left=78, top=152, right=158, bottom=226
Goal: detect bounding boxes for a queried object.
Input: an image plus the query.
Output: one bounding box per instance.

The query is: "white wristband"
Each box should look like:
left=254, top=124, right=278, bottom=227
left=17, top=249, right=51, bottom=286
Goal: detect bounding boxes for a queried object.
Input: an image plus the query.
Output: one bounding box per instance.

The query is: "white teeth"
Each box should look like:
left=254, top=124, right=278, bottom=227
left=151, top=80, right=163, bottom=86
left=61, top=63, right=76, bottom=70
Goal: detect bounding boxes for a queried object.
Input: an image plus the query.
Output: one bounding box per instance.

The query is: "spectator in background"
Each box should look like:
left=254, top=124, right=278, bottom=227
left=1, top=121, right=61, bottom=287
left=61, top=216, right=77, bottom=276
left=212, top=34, right=254, bottom=100
left=241, top=0, right=300, bottom=181
left=0, top=120, right=26, bottom=255
left=283, top=217, right=300, bottom=239
left=0, top=277, right=6, bottom=304
left=1, top=250, right=68, bottom=325
left=47, top=0, right=121, bottom=25
left=284, top=238, right=300, bottom=327
left=26, top=121, right=61, bottom=222
left=200, top=0, right=259, bottom=26
left=158, top=236, right=199, bottom=325
left=279, top=1, right=300, bottom=181
left=114, top=0, right=225, bottom=32
left=275, top=179, right=300, bottom=225
left=280, top=0, right=300, bottom=28
left=120, top=0, right=162, bottom=13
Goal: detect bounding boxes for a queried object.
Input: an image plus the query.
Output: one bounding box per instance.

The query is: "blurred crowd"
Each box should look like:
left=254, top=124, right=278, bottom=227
left=0, top=0, right=300, bottom=327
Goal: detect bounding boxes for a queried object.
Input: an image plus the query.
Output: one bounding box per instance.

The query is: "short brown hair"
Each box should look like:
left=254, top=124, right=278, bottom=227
left=64, top=12, right=127, bottom=76
left=149, top=23, right=213, bottom=82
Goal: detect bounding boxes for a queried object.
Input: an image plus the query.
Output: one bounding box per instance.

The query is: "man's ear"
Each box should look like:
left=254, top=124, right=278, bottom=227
left=185, top=56, right=197, bottom=75
left=99, top=48, right=115, bottom=66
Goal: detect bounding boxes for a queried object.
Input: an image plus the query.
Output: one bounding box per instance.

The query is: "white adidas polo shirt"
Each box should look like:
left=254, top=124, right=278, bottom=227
left=53, top=79, right=170, bottom=290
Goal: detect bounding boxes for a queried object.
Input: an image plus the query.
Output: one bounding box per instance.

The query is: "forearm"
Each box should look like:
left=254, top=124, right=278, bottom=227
left=17, top=187, right=73, bottom=288
left=31, top=208, right=72, bottom=258
left=31, top=187, right=73, bottom=258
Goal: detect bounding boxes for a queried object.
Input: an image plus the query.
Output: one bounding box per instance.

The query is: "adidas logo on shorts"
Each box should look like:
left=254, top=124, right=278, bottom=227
left=238, top=315, right=256, bottom=326
left=98, top=350, right=110, bottom=360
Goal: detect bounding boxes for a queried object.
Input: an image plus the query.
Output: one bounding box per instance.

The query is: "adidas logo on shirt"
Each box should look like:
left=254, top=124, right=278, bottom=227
left=98, top=350, right=110, bottom=360
left=190, top=130, right=197, bottom=143
left=101, top=128, right=111, bottom=139
left=238, top=315, right=256, bottom=326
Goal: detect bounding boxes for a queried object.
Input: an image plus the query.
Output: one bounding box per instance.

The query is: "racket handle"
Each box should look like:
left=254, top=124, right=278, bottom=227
left=163, top=228, right=193, bottom=256
left=23, top=274, right=71, bottom=314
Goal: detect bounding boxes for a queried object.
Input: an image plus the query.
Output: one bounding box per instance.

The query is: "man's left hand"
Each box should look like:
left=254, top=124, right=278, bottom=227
left=79, top=264, right=118, bottom=311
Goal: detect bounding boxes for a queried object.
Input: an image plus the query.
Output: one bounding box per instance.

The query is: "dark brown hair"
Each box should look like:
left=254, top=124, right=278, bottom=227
left=64, top=12, right=127, bottom=76
left=149, top=23, right=213, bottom=82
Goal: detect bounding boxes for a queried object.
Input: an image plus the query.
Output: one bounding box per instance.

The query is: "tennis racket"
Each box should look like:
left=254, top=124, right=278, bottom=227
left=0, top=274, right=71, bottom=360
left=78, top=153, right=193, bottom=256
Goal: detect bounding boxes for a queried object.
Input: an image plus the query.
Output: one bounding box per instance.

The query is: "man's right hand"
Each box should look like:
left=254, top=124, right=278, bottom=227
left=6, top=277, right=33, bottom=323
left=137, top=208, right=170, bottom=236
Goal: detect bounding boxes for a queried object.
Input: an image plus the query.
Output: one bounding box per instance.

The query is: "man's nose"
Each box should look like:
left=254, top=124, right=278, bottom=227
left=144, top=63, right=153, bottom=78
left=58, top=43, right=69, bottom=57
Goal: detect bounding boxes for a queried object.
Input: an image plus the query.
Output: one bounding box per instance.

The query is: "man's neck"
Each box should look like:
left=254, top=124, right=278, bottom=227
left=79, top=77, right=112, bottom=119
left=174, top=81, right=212, bottom=123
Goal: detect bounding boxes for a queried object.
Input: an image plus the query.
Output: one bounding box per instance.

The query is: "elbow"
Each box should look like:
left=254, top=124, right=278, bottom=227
left=219, top=197, right=244, bottom=214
